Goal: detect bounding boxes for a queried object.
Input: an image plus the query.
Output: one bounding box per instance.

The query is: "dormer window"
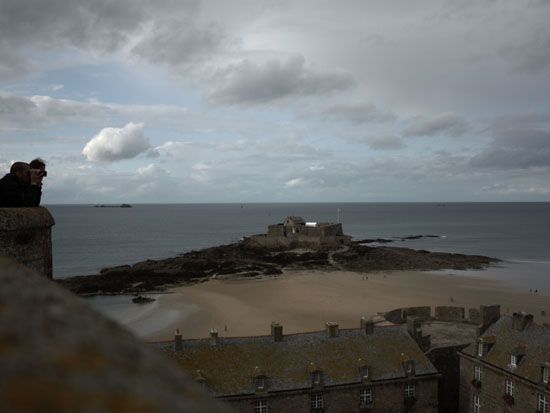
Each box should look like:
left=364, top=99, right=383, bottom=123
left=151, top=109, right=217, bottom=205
left=478, top=342, right=484, bottom=357
left=510, top=354, right=517, bottom=368
left=255, top=376, right=266, bottom=391
left=542, top=365, right=550, bottom=384
left=312, top=371, right=322, bottom=385
left=360, top=366, right=369, bottom=381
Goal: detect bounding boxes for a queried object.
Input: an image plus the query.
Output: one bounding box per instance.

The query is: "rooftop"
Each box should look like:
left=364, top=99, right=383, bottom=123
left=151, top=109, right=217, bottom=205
left=155, top=325, right=438, bottom=397
left=461, top=315, right=550, bottom=383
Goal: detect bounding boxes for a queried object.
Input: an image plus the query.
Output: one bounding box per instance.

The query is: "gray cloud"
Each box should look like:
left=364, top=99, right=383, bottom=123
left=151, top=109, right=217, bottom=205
left=469, top=128, right=550, bottom=170
left=323, top=102, right=396, bottom=124
left=132, top=20, right=226, bottom=67
left=360, top=135, right=406, bottom=150
left=403, top=113, right=469, bottom=137
left=82, top=122, right=150, bottom=162
left=209, top=55, right=354, bottom=105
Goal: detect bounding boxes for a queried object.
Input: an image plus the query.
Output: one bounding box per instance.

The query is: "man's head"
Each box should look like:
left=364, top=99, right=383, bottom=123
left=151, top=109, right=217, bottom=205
left=10, top=162, right=31, bottom=186
left=29, top=158, right=47, bottom=176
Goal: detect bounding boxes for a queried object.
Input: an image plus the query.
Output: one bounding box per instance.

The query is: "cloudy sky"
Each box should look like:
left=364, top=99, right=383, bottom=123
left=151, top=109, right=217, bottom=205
left=1, top=0, right=550, bottom=203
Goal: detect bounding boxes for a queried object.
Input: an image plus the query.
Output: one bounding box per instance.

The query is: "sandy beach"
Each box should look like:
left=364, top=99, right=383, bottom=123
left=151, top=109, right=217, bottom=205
left=131, top=268, right=550, bottom=342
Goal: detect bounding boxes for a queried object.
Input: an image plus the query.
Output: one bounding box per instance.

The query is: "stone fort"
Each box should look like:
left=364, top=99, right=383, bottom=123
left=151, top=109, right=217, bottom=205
left=245, top=215, right=352, bottom=249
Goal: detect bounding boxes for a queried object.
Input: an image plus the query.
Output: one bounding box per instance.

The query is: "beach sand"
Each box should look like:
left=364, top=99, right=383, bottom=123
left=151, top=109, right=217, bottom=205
left=138, top=269, right=550, bottom=342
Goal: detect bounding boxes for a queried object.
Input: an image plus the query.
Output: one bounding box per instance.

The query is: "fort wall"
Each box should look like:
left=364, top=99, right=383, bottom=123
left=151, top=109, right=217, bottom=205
left=0, top=207, right=55, bottom=278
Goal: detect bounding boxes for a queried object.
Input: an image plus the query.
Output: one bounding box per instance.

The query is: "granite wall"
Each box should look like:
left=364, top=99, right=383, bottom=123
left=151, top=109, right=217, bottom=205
left=0, top=207, right=55, bottom=278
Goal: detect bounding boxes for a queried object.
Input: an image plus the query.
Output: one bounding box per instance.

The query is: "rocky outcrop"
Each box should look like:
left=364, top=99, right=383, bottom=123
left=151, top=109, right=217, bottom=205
left=58, top=240, right=499, bottom=296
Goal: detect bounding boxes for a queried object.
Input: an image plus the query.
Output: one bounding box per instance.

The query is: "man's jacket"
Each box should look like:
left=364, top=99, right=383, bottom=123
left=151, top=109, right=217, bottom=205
left=0, top=173, right=42, bottom=207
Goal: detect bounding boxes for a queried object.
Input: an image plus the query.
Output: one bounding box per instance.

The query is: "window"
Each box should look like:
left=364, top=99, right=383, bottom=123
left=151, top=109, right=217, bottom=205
left=360, top=388, right=372, bottom=403
left=311, top=393, right=323, bottom=411
left=473, top=394, right=481, bottom=413
left=255, top=377, right=265, bottom=391
left=474, top=365, right=482, bottom=382
left=404, top=383, right=415, bottom=398
left=510, top=354, right=517, bottom=367
left=543, top=367, right=550, bottom=384
left=361, top=366, right=369, bottom=380
left=255, top=400, right=268, bottom=413
left=539, top=394, right=548, bottom=413
left=505, top=379, right=514, bottom=396
left=312, top=371, right=322, bottom=385
left=478, top=342, right=484, bottom=357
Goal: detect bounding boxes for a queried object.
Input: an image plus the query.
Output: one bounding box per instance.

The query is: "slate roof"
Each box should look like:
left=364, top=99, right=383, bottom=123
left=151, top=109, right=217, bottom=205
left=155, top=325, right=439, bottom=397
left=461, top=315, right=550, bottom=384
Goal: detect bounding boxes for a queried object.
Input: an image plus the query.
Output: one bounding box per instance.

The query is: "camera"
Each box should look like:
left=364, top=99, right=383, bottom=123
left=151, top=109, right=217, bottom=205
left=30, top=169, right=47, bottom=177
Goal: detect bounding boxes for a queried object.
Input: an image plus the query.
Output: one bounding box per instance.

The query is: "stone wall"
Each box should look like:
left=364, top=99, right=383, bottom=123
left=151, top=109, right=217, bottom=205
left=0, top=258, right=230, bottom=413
left=0, top=207, right=55, bottom=278
left=225, top=377, right=439, bottom=413
left=435, top=306, right=466, bottom=322
left=459, top=353, right=548, bottom=413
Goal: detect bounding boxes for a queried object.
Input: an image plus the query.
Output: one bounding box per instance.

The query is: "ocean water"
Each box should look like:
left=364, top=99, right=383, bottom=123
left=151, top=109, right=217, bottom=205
left=48, top=203, right=550, bottom=292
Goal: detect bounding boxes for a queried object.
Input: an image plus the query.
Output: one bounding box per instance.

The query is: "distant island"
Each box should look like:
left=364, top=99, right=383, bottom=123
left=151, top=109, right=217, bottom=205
left=58, top=216, right=499, bottom=295
left=94, top=204, right=132, bottom=208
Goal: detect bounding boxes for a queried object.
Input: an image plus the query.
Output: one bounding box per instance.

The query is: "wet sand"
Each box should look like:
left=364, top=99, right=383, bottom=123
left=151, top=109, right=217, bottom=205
left=138, top=269, right=550, bottom=342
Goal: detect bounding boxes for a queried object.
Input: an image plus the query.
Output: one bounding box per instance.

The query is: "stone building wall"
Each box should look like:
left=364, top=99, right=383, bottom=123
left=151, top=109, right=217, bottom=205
left=459, top=353, right=549, bottom=413
left=435, top=306, right=466, bottom=322
left=225, top=377, right=439, bottom=413
left=0, top=207, right=55, bottom=278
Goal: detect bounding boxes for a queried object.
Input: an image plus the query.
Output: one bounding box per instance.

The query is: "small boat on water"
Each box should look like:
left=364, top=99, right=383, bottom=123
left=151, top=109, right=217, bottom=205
left=132, top=295, right=155, bottom=304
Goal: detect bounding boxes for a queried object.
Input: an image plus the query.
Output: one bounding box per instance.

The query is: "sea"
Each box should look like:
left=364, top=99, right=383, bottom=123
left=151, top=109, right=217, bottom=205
left=48, top=203, right=550, bottom=294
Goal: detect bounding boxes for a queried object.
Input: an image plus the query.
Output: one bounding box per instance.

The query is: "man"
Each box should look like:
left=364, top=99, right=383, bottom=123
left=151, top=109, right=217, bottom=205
left=0, top=161, right=45, bottom=207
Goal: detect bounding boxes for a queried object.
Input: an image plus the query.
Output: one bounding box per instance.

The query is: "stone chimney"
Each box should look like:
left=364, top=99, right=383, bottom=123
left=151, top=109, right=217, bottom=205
left=478, top=304, right=501, bottom=335
left=271, top=322, right=283, bottom=342
left=174, top=329, right=183, bottom=352
left=326, top=322, right=339, bottom=338
left=209, top=329, right=219, bottom=346
left=360, top=317, right=375, bottom=335
left=512, top=312, right=533, bottom=331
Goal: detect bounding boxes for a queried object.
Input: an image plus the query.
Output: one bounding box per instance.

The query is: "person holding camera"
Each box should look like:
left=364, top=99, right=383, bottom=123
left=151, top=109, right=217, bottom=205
left=0, top=159, right=46, bottom=207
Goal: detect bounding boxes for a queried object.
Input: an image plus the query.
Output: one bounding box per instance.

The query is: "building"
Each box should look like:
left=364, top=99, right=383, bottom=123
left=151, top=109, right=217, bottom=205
left=155, top=320, right=440, bottom=412
left=244, top=216, right=352, bottom=250
left=458, top=311, right=550, bottom=412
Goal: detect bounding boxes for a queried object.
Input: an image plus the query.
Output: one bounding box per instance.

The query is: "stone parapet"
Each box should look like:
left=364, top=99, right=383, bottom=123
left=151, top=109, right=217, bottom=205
left=0, top=258, right=230, bottom=413
left=0, top=207, right=55, bottom=278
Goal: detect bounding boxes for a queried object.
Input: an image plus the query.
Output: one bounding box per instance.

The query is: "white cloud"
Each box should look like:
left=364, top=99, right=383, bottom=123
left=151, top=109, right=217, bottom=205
left=82, top=122, right=150, bottom=162
left=190, top=162, right=212, bottom=182
left=285, top=177, right=306, bottom=188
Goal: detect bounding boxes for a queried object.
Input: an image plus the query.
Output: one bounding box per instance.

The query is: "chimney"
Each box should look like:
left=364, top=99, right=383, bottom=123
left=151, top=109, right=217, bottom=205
left=209, top=329, right=219, bottom=346
left=360, top=317, right=375, bottom=335
left=479, top=304, right=501, bottom=335
left=326, top=322, right=339, bottom=338
left=174, top=329, right=183, bottom=352
left=271, top=322, right=283, bottom=342
left=407, top=316, right=422, bottom=339
left=512, top=312, right=533, bottom=331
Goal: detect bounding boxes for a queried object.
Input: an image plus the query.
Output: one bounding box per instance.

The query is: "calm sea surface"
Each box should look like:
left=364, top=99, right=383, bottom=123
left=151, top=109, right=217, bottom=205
left=48, top=203, right=550, bottom=292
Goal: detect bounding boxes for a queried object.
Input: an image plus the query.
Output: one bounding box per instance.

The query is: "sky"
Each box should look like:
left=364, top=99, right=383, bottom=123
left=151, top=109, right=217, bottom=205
left=1, top=0, right=550, bottom=203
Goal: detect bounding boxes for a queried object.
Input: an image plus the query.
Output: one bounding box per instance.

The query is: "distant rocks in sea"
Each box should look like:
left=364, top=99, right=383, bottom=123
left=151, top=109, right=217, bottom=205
left=94, top=204, right=132, bottom=208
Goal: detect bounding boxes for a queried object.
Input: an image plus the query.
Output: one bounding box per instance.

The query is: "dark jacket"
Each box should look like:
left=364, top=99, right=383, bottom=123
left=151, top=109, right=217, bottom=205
left=0, top=173, right=42, bottom=207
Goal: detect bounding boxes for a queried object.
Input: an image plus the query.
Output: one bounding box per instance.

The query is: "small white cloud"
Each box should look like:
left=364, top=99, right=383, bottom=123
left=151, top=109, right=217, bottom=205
left=82, top=122, right=150, bottom=162
left=137, top=163, right=168, bottom=178
left=309, top=165, right=325, bottom=171
left=285, top=177, right=305, bottom=188
left=49, top=84, right=64, bottom=91
left=191, top=162, right=211, bottom=182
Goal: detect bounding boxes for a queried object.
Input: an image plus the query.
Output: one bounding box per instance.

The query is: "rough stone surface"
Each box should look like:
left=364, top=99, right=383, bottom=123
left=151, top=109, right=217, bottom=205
left=0, top=258, right=231, bottom=413
left=0, top=207, right=55, bottom=278
left=435, top=306, right=466, bottom=322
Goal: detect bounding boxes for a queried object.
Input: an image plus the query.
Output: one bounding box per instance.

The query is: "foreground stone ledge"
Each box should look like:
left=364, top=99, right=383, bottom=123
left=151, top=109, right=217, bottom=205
left=0, top=258, right=231, bottom=413
left=0, top=207, right=55, bottom=278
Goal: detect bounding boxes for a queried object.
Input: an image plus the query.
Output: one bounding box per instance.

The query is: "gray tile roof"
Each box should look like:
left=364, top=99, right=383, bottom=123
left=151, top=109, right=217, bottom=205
left=462, top=315, right=550, bottom=384
left=155, top=325, right=438, bottom=397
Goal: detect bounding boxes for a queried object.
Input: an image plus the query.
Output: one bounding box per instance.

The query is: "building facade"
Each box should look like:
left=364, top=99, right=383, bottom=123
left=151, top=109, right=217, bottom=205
left=458, top=312, right=550, bottom=412
left=157, top=321, right=440, bottom=412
